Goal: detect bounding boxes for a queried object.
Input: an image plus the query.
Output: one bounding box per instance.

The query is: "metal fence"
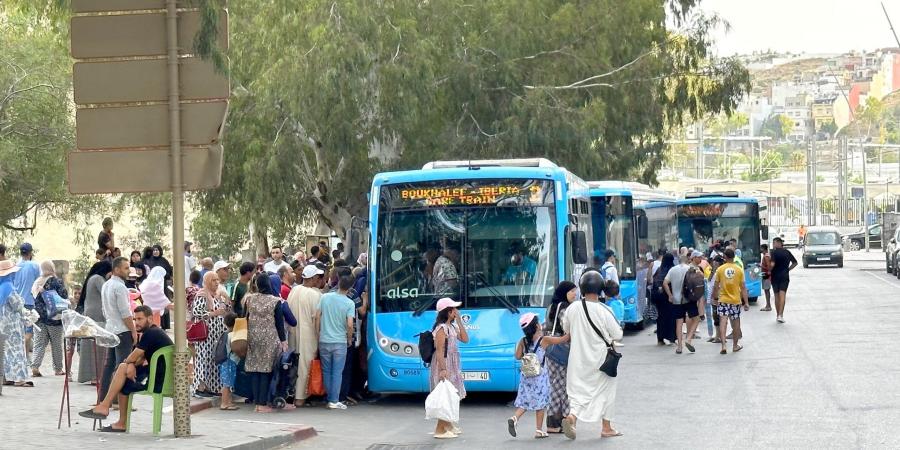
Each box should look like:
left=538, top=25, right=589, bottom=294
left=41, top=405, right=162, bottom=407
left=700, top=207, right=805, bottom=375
left=766, top=196, right=900, bottom=228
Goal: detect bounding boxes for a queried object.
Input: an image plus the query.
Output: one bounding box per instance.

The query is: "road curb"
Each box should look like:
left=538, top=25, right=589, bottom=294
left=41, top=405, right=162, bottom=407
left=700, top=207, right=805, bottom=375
left=221, top=425, right=318, bottom=450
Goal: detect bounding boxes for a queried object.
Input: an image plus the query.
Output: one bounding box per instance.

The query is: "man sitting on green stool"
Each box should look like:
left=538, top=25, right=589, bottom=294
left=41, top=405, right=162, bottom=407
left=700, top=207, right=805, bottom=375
left=80, top=305, right=173, bottom=432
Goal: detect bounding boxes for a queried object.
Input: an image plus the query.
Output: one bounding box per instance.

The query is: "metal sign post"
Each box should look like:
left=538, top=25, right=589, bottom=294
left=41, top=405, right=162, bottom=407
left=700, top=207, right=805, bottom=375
left=68, top=0, right=229, bottom=437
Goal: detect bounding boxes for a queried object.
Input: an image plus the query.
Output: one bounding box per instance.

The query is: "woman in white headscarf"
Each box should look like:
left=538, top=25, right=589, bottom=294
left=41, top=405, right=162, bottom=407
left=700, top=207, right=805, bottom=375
left=30, top=261, right=68, bottom=377
left=139, top=266, right=170, bottom=327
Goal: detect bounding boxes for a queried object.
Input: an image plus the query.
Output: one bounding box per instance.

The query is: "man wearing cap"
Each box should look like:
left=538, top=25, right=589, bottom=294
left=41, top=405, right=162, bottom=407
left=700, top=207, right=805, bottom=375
left=286, top=264, right=325, bottom=406
left=213, top=261, right=233, bottom=301
left=14, top=243, right=41, bottom=356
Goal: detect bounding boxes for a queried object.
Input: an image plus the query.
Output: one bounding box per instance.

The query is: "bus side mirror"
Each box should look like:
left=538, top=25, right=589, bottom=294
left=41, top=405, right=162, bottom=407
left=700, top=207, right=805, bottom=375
left=571, top=231, right=588, bottom=265
left=637, top=216, right=649, bottom=239
left=761, top=225, right=769, bottom=241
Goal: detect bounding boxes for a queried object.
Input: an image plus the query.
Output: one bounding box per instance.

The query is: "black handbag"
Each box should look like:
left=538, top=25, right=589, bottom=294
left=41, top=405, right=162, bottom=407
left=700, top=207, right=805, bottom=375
left=581, top=298, right=622, bottom=378
left=544, top=303, right=569, bottom=366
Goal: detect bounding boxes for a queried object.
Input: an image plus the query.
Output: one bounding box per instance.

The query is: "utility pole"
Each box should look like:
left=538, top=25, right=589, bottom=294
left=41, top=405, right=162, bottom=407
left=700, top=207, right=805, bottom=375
left=862, top=142, right=871, bottom=252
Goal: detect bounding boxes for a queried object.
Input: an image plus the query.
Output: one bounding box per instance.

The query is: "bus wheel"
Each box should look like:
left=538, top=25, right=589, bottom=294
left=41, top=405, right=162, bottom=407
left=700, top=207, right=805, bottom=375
left=748, top=296, right=758, bottom=304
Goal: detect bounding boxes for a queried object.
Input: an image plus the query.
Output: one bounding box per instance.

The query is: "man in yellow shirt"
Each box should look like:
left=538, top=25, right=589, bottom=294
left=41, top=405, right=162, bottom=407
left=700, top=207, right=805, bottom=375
left=711, top=248, right=749, bottom=355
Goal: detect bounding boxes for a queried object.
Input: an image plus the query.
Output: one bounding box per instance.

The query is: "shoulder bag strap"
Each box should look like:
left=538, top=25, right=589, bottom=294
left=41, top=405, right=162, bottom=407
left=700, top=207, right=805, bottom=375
left=581, top=299, right=612, bottom=349
left=550, top=302, right=562, bottom=336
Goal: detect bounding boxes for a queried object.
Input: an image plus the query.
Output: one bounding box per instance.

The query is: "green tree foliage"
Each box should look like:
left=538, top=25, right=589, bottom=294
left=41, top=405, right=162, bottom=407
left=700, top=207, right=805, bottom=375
left=190, top=0, right=749, bottom=254
left=0, top=8, right=104, bottom=235
left=760, top=113, right=793, bottom=140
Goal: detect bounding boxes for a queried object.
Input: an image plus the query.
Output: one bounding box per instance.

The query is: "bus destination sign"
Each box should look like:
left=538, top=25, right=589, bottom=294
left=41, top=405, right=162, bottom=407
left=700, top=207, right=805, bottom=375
left=385, top=180, right=551, bottom=208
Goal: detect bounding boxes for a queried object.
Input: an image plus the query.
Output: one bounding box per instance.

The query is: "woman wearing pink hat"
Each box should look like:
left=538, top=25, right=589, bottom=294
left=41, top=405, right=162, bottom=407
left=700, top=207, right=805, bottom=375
left=430, top=297, right=468, bottom=439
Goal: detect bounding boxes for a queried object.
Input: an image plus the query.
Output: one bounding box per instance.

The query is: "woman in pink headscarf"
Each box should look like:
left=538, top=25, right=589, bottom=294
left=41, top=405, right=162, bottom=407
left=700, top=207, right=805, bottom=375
left=139, top=266, right=171, bottom=326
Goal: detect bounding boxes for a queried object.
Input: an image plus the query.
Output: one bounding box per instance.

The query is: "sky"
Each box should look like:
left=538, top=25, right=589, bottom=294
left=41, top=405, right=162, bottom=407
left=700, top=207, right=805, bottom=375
left=699, top=0, right=899, bottom=56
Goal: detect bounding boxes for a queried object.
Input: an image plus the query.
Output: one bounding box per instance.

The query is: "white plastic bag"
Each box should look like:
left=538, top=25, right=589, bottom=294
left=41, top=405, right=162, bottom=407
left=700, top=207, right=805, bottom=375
left=425, top=380, right=460, bottom=423
left=61, top=310, right=121, bottom=348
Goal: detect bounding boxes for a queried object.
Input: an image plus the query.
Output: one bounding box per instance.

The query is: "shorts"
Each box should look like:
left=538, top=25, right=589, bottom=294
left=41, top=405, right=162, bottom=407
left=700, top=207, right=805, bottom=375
left=122, top=366, right=150, bottom=395
left=762, top=279, right=772, bottom=291
left=716, top=303, right=743, bottom=319
left=219, top=359, right=237, bottom=389
left=672, top=301, right=700, bottom=319
left=771, top=279, right=790, bottom=293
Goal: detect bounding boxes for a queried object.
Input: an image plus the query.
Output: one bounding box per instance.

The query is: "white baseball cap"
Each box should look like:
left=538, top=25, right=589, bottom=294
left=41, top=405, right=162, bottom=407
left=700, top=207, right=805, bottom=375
left=302, top=264, right=325, bottom=279
left=436, top=297, right=462, bottom=312
left=213, top=260, right=230, bottom=271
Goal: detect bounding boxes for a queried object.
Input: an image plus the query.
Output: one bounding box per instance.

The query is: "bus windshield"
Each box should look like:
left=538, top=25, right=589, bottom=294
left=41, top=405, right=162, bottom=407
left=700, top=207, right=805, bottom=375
left=376, top=179, right=558, bottom=313
left=590, top=195, right=636, bottom=280
left=677, top=202, right=761, bottom=264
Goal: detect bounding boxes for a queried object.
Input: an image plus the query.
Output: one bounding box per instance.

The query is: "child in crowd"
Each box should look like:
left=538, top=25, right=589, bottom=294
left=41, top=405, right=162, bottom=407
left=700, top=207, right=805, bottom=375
left=218, top=313, right=240, bottom=410
left=506, top=313, right=556, bottom=439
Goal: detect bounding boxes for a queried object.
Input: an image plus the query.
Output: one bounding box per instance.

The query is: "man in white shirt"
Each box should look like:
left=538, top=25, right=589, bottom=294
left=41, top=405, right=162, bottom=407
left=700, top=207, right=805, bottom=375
left=263, top=245, right=291, bottom=274
left=99, top=257, right=137, bottom=400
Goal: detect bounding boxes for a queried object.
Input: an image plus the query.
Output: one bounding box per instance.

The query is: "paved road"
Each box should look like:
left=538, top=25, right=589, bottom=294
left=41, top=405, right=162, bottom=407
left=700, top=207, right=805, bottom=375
left=290, top=250, right=900, bottom=449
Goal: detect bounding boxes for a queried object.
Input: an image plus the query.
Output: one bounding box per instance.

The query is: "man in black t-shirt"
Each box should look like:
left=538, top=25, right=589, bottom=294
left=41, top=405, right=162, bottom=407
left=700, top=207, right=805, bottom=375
left=79, top=305, right=173, bottom=432
left=768, top=237, right=798, bottom=324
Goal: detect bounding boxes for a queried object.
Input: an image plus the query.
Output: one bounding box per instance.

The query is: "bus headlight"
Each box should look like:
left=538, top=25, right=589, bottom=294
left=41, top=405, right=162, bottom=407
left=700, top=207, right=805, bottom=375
left=626, top=296, right=636, bottom=305
left=389, top=368, right=399, bottom=377
left=404, top=346, right=414, bottom=355
left=390, top=343, right=400, bottom=353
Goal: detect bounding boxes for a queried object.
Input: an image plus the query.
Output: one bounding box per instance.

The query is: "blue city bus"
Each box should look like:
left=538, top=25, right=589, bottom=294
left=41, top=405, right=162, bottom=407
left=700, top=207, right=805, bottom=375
left=367, top=158, right=592, bottom=393
left=587, top=182, right=640, bottom=327
left=676, top=192, right=769, bottom=302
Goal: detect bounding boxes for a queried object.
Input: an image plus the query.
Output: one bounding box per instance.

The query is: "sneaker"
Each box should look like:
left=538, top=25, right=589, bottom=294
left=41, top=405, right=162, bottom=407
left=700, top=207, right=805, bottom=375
left=327, top=402, right=348, bottom=410
left=776, top=316, right=785, bottom=323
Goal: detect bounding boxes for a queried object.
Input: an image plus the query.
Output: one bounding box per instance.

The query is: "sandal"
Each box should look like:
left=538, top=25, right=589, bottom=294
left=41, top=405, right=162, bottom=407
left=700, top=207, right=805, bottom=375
left=760, top=307, right=772, bottom=311
left=685, top=342, right=695, bottom=353
left=99, top=425, right=126, bottom=433
left=546, top=427, right=562, bottom=434
left=219, top=405, right=240, bottom=411
left=733, top=345, right=743, bottom=353
left=720, top=349, right=727, bottom=355
left=602, top=429, right=623, bottom=438
left=534, top=430, right=549, bottom=439
left=562, top=416, right=577, bottom=440
left=14, top=381, right=35, bottom=387
left=507, top=416, right=518, bottom=437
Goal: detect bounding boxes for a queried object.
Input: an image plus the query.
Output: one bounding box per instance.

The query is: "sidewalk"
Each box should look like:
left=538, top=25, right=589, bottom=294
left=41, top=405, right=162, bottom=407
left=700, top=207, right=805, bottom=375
left=1, top=355, right=317, bottom=449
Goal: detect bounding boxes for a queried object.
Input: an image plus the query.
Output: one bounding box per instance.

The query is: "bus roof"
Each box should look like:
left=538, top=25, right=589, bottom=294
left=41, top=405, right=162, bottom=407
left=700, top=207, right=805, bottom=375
left=372, top=163, right=572, bottom=186
left=588, top=181, right=673, bottom=201
left=422, top=158, right=557, bottom=169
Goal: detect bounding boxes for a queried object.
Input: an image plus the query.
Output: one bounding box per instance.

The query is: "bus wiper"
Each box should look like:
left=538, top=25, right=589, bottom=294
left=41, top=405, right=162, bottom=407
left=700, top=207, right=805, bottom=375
left=412, top=297, right=439, bottom=317
left=475, top=272, right=519, bottom=314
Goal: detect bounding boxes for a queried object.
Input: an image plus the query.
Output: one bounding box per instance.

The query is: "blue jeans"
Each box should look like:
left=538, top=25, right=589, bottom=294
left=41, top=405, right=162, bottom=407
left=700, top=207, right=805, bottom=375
left=319, top=342, right=348, bottom=403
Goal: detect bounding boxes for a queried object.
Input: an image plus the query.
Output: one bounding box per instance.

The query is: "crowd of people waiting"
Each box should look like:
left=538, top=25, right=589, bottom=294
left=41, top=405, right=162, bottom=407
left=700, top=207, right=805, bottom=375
left=0, top=217, right=373, bottom=431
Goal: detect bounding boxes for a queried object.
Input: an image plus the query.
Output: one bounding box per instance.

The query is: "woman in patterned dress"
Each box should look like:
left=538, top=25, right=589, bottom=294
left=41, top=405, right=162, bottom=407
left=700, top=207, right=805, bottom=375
left=191, top=271, right=231, bottom=396
left=544, top=281, right=576, bottom=433
left=1, top=261, right=33, bottom=388
left=429, top=298, right=469, bottom=439
left=242, top=274, right=287, bottom=413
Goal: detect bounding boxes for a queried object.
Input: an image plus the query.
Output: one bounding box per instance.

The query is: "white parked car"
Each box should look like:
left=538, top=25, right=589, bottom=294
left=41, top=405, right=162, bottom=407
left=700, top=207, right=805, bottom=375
left=773, top=227, right=800, bottom=248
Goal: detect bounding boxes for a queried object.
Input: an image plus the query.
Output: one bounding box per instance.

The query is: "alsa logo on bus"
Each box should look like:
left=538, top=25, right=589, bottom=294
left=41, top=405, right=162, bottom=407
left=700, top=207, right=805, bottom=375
left=386, top=287, right=419, bottom=299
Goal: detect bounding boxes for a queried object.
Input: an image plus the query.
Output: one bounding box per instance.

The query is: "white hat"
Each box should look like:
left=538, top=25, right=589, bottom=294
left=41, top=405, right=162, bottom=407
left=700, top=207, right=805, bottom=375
left=302, top=264, right=325, bottom=279
left=691, top=250, right=704, bottom=258
left=213, top=260, right=230, bottom=272
left=436, top=297, right=462, bottom=312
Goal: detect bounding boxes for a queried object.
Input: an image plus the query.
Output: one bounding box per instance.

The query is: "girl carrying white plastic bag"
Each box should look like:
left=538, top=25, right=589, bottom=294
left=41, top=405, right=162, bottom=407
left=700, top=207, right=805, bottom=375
left=425, top=379, right=460, bottom=424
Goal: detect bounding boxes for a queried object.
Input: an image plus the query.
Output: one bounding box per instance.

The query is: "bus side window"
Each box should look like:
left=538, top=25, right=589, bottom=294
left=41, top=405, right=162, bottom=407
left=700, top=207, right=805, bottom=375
left=571, top=230, right=588, bottom=265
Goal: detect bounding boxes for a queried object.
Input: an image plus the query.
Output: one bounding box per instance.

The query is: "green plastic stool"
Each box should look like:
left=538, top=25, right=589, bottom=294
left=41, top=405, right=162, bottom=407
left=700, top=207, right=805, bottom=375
left=125, top=345, right=175, bottom=435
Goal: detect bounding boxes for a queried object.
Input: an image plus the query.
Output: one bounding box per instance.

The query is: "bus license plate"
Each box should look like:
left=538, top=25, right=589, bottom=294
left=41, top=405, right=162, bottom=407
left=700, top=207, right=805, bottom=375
left=817, top=257, right=830, bottom=261
left=462, top=371, right=490, bottom=381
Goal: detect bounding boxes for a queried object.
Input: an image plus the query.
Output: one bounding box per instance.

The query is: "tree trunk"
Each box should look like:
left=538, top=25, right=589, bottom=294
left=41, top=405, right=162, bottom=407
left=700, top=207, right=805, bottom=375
left=249, top=220, right=269, bottom=259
